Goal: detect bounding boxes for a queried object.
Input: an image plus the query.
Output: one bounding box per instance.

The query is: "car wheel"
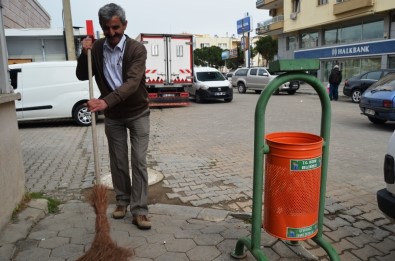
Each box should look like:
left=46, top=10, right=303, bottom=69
left=368, top=116, right=387, bottom=124
left=73, top=103, right=92, bottom=126
left=238, top=83, right=246, bottom=93
left=273, top=88, right=280, bottom=95
left=255, top=90, right=262, bottom=94
left=195, top=92, right=203, bottom=103
left=224, top=97, right=233, bottom=102
left=351, top=89, right=362, bottom=103
left=287, top=90, right=296, bottom=95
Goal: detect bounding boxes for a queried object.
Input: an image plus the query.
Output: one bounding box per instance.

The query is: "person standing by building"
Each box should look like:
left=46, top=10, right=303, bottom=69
left=328, top=64, right=342, bottom=101
left=76, top=3, right=151, bottom=230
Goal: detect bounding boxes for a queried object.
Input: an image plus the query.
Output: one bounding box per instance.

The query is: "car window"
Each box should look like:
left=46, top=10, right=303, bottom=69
left=249, top=69, right=257, bottom=76
left=196, top=71, right=225, bottom=81
left=234, top=68, right=248, bottom=76
left=383, top=71, right=395, bottom=77
left=361, top=71, right=382, bottom=80
left=10, top=68, right=20, bottom=89
left=367, top=73, right=395, bottom=91
left=258, top=69, right=268, bottom=76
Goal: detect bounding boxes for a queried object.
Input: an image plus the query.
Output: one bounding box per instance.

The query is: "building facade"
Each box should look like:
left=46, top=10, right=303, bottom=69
left=2, top=0, right=50, bottom=29
left=256, top=0, right=395, bottom=82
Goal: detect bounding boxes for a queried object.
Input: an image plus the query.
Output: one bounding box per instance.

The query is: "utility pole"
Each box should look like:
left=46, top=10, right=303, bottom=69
left=62, top=0, right=76, bottom=60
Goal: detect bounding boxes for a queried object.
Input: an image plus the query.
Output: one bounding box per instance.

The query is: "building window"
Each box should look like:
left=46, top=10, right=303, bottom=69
left=363, top=20, right=384, bottom=40
left=301, top=32, right=318, bottom=49
left=292, top=0, right=301, bottom=13
left=286, top=36, right=298, bottom=51
left=218, top=43, right=227, bottom=49
left=200, top=43, right=210, bottom=48
left=318, top=0, right=328, bottom=5
left=339, top=24, right=362, bottom=44
left=324, top=20, right=384, bottom=45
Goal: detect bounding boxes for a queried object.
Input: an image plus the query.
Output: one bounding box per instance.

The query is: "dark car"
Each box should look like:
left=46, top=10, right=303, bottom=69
left=343, top=69, right=395, bottom=103
left=359, top=72, right=395, bottom=124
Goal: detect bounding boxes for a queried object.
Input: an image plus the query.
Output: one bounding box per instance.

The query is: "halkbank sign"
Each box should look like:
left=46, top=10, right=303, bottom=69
left=295, top=39, right=395, bottom=59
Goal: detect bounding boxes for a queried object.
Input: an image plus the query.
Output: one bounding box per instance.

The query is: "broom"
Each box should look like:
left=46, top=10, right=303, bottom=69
left=77, top=45, right=133, bottom=261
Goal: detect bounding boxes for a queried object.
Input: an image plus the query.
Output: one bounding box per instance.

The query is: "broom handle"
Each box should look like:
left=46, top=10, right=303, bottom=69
left=87, top=48, right=101, bottom=184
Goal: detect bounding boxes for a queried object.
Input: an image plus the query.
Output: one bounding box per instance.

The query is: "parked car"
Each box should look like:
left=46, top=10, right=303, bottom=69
left=377, top=130, right=395, bottom=222
left=9, top=61, right=100, bottom=126
left=359, top=72, right=395, bottom=124
left=343, top=69, right=395, bottom=103
left=231, top=67, right=300, bottom=94
left=186, top=67, right=233, bottom=103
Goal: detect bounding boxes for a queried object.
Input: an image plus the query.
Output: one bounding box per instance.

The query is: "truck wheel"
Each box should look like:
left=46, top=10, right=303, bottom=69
left=351, top=89, right=362, bottom=103
left=195, top=92, right=203, bottom=103
left=73, top=103, right=92, bottom=126
left=238, top=83, right=246, bottom=93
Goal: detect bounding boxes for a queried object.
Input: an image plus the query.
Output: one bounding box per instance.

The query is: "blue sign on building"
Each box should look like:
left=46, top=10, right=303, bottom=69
left=237, top=16, right=251, bottom=34
left=294, top=39, right=395, bottom=59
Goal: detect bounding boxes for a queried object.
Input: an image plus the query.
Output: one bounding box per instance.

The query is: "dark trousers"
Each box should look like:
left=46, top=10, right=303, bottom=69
left=104, top=110, right=150, bottom=216
left=329, top=83, right=339, bottom=100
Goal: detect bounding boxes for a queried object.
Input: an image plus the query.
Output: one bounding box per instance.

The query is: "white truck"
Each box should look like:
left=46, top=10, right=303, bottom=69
left=136, top=33, right=193, bottom=106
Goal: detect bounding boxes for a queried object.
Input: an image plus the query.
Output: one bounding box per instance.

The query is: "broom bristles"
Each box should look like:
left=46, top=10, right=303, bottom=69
left=77, top=184, right=134, bottom=261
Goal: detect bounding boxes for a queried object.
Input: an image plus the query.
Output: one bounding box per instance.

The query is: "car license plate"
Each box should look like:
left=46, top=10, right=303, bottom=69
left=365, top=109, right=375, bottom=115
left=162, top=94, right=175, bottom=97
left=215, top=92, right=226, bottom=96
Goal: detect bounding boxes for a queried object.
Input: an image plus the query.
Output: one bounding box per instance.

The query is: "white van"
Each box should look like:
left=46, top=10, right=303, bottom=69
left=9, top=61, right=100, bottom=126
left=186, top=67, right=233, bottom=103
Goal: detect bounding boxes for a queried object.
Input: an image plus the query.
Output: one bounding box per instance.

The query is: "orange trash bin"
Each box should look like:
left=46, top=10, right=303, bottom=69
left=263, top=132, right=323, bottom=240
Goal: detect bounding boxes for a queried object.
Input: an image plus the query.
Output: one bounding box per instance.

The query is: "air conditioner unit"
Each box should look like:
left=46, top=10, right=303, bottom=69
left=290, top=12, right=297, bottom=20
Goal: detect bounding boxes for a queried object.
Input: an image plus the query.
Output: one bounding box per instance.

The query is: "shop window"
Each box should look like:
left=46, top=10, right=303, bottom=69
left=286, top=36, right=298, bottom=51
left=363, top=20, right=384, bottom=40
left=388, top=57, right=395, bottom=68
left=324, top=29, right=337, bottom=45
left=301, top=32, right=318, bottom=49
left=339, top=24, right=362, bottom=44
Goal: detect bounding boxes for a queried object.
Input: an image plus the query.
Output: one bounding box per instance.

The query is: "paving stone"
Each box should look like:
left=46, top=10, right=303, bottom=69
left=13, top=248, right=51, bottom=261
left=164, top=238, right=196, bottom=252
left=38, top=236, right=69, bottom=249
left=351, top=244, right=384, bottom=260
left=0, top=243, right=15, bottom=261
left=193, top=234, right=224, bottom=246
left=155, top=252, right=189, bottom=261
left=370, top=237, right=395, bottom=253
left=51, top=244, right=84, bottom=259
left=135, top=243, right=166, bottom=258
left=186, top=245, right=221, bottom=261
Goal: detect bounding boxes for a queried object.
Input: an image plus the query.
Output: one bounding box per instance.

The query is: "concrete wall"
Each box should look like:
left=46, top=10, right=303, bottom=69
left=0, top=94, right=25, bottom=231
left=2, top=0, right=50, bottom=29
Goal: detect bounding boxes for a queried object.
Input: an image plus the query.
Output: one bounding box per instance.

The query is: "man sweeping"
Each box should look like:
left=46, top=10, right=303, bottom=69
left=76, top=3, right=151, bottom=230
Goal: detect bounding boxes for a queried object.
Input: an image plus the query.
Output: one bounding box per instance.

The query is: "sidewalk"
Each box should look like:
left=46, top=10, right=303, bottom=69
left=0, top=199, right=317, bottom=261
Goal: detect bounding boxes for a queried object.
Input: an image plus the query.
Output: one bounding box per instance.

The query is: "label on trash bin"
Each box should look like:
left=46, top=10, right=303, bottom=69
left=290, top=157, right=321, bottom=171
left=286, top=223, right=318, bottom=238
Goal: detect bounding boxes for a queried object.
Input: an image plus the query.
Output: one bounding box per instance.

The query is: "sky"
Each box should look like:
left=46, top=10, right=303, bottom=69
left=36, top=0, right=269, bottom=38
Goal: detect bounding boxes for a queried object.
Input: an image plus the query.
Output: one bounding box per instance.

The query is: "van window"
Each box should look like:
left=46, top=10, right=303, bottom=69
left=196, top=71, right=226, bottom=81
left=10, top=69, right=20, bottom=89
